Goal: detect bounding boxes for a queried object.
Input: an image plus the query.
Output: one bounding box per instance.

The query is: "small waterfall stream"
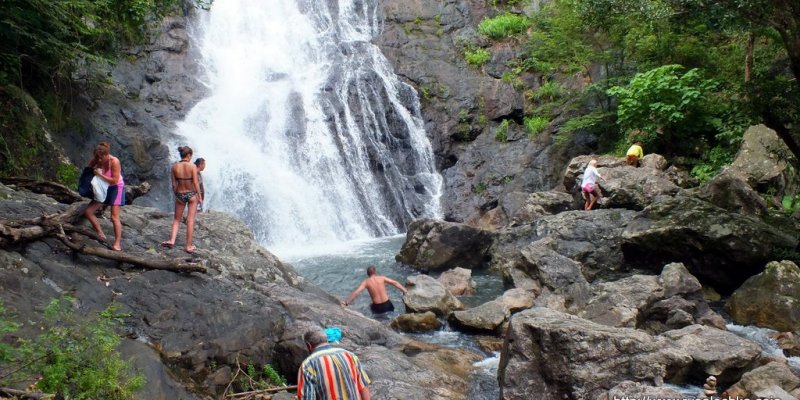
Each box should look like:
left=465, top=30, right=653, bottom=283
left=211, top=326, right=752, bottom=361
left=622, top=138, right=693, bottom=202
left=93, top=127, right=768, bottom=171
left=176, top=0, right=442, bottom=256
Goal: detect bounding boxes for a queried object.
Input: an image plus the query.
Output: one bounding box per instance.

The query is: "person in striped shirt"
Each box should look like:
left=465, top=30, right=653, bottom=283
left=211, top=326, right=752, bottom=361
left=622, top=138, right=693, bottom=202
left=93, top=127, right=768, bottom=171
left=297, top=327, right=371, bottom=400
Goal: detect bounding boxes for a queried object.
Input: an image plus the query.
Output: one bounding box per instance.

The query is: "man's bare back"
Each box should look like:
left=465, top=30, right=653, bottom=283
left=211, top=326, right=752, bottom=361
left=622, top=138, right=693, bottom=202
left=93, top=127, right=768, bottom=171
left=344, top=266, right=407, bottom=313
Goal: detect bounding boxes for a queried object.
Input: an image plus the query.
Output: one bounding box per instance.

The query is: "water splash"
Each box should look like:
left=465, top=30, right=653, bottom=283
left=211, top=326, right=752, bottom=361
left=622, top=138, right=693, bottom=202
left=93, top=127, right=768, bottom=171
left=176, top=0, right=442, bottom=254
left=727, top=323, right=800, bottom=374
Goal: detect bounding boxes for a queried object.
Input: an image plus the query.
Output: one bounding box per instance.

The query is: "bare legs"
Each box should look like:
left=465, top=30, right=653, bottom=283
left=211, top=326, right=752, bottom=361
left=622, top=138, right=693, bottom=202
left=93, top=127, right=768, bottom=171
left=584, top=189, right=602, bottom=210
left=165, top=196, right=199, bottom=252
left=84, top=202, right=122, bottom=250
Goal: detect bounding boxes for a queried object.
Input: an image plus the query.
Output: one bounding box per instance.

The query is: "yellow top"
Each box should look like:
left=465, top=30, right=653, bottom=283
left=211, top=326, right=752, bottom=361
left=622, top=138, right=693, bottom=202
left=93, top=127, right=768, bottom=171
left=626, top=144, right=643, bottom=159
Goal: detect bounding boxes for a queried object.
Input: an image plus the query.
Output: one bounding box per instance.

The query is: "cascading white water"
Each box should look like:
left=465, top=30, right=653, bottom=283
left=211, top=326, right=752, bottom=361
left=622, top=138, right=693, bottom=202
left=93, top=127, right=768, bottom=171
left=176, top=0, right=442, bottom=255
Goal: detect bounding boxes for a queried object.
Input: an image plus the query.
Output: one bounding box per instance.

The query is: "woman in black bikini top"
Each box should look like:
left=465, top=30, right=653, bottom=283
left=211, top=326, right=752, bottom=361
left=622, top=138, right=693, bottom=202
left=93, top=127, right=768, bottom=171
left=162, top=146, right=202, bottom=253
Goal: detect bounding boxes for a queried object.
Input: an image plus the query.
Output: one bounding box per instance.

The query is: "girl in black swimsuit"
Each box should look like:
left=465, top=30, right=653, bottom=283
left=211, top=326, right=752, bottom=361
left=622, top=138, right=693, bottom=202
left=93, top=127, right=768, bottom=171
left=161, top=146, right=203, bottom=253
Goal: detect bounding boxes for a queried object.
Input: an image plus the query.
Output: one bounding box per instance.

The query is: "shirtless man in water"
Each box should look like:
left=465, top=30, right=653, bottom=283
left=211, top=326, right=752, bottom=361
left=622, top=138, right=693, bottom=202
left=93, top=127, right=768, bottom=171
left=344, top=266, right=408, bottom=314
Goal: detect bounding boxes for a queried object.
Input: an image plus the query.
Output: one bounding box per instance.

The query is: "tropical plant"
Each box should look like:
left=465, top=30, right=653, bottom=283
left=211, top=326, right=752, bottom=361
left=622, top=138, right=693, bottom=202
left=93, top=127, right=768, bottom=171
left=478, top=13, right=530, bottom=39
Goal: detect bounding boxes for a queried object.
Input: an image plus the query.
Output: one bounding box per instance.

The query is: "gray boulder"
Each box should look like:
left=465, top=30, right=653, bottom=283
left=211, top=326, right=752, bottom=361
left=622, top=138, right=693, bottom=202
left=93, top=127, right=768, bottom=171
left=600, top=381, right=686, bottom=400
left=498, top=307, right=692, bottom=400
left=396, top=218, right=493, bottom=272
left=502, top=190, right=574, bottom=226
left=403, top=274, right=464, bottom=316
left=449, top=288, right=535, bottom=332
left=622, top=195, right=798, bottom=293
left=691, top=169, right=769, bottom=216
left=725, top=260, right=800, bottom=332
left=437, top=267, right=475, bottom=296
left=723, top=361, right=800, bottom=400
left=729, top=124, right=798, bottom=198
left=661, top=325, right=762, bottom=384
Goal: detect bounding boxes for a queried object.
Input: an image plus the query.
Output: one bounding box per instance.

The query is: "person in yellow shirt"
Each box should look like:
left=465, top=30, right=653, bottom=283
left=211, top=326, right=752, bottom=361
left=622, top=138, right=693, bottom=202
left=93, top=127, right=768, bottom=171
left=626, top=142, right=644, bottom=167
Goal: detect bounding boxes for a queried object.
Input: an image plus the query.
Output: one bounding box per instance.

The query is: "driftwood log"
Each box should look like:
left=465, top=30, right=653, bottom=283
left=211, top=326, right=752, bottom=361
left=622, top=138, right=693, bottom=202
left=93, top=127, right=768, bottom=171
left=0, top=177, right=151, bottom=205
left=0, top=200, right=206, bottom=274
left=0, top=387, right=54, bottom=399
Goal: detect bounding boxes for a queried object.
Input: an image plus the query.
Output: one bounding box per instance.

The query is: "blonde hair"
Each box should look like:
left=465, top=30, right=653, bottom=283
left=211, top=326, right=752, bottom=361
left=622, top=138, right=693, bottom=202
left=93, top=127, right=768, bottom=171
left=588, top=159, right=598, bottom=167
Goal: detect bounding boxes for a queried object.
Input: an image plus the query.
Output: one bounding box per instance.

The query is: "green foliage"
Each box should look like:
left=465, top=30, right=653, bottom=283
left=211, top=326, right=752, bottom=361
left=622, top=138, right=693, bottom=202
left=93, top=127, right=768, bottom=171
left=690, top=146, right=734, bottom=182
left=532, top=81, right=565, bottom=102
left=478, top=13, right=531, bottom=39
left=607, top=65, right=719, bottom=148
left=523, top=116, right=549, bottom=138
left=471, top=182, right=487, bottom=194
left=57, top=163, right=81, bottom=189
left=464, top=48, right=492, bottom=67
left=494, top=120, right=510, bottom=142
left=0, top=298, right=144, bottom=399
left=524, top=0, right=596, bottom=74
left=234, top=363, right=286, bottom=391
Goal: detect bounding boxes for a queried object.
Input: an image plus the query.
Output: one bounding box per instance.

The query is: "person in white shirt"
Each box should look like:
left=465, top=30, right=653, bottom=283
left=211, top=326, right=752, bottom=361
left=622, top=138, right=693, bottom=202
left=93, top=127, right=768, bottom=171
left=581, top=159, right=605, bottom=210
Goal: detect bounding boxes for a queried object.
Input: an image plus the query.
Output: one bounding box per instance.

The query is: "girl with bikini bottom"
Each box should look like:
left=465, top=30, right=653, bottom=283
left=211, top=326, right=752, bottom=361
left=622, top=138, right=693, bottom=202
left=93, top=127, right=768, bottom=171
left=161, top=146, right=202, bottom=253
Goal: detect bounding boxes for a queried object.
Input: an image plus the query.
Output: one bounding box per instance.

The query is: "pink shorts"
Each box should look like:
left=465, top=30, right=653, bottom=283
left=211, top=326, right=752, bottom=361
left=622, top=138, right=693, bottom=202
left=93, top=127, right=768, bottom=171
left=582, top=183, right=595, bottom=193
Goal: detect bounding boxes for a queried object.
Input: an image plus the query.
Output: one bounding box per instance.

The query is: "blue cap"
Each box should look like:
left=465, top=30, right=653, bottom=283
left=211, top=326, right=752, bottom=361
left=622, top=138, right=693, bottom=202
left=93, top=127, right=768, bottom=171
left=325, top=327, right=342, bottom=343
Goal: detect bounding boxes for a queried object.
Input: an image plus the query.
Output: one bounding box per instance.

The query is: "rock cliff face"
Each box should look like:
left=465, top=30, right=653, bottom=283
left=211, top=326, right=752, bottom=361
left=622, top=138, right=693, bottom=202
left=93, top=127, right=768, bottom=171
left=0, top=183, right=479, bottom=399
left=376, top=0, right=577, bottom=223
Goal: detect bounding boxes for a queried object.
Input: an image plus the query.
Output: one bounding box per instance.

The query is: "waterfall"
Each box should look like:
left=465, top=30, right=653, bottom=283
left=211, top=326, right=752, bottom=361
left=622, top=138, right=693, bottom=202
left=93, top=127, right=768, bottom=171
left=176, top=0, right=442, bottom=255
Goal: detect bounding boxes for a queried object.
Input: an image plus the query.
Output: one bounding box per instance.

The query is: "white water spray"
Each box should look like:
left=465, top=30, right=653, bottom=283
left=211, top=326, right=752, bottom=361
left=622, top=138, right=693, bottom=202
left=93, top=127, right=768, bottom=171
left=176, top=0, right=442, bottom=255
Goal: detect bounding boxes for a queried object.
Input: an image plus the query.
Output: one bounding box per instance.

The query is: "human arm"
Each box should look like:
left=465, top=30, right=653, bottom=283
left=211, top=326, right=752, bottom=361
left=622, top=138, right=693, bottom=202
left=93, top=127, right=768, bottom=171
left=344, top=280, right=367, bottom=306
left=192, top=165, right=203, bottom=203
left=360, top=387, right=371, bottom=400
left=383, top=277, right=408, bottom=295
left=296, top=365, right=316, bottom=400
left=95, top=157, right=121, bottom=185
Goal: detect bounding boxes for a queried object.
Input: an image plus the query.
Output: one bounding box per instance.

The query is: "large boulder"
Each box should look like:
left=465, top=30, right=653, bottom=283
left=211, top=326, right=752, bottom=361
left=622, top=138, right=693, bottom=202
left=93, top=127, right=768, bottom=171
left=725, top=260, right=800, bottom=332
left=594, top=162, right=681, bottom=210
left=437, top=267, right=475, bottom=296
left=498, top=307, right=692, bottom=400
left=502, top=190, right=574, bottom=226
left=723, top=361, right=800, bottom=400
left=391, top=312, right=442, bottom=333
left=403, top=274, right=464, bottom=316
left=690, top=169, right=769, bottom=216
left=660, top=325, right=762, bottom=384
left=449, top=288, right=535, bottom=333
left=729, top=124, right=798, bottom=197
left=518, top=237, right=591, bottom=312
left=600, top=381, right=686, bottom=400
left=491, top=209, right=638, bottom=284
left=396, top=219, right=493, bottom=271
left=621, top=195, right=798, bottom=293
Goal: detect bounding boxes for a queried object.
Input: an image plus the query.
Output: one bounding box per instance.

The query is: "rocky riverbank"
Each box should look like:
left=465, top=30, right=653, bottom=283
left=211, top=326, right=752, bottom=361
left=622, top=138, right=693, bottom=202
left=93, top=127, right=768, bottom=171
left=391, top=125, right=800, bottom=399
left=0, top=183, right=483, bottom=400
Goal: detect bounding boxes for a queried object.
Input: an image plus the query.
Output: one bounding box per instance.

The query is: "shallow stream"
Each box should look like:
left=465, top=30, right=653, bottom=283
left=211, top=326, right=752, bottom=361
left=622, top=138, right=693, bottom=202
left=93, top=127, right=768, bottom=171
left=280, top=235, right=504, bottom=399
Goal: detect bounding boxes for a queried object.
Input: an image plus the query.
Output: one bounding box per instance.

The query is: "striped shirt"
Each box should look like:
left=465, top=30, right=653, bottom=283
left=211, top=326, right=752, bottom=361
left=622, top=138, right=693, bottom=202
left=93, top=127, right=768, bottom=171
left=297, top=344, right=371, bottom=400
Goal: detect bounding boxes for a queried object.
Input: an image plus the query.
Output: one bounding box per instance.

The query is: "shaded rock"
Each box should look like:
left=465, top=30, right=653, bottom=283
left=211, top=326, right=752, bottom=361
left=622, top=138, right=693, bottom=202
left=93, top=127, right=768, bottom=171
left=725, top=260, right=800, bottom=332
left=503, top=190, right=574, bottom=226
left=498, top=308, right=691, bottom=400
left=665, top=165, right=699, bottom=188
left=476, top=336, right=505, bottom=353
left=589, top=161, right=681, bottom=211
left=770, top=332, right=800, bottom=358
left=660, top=262, right=703, bottom=297
left=119, top=339, right=200, bottom=400
left=404, top=274, right=464, bottom=316
left=519, top=237, right=591, bottom=311
left=491, top=209, right=637, bottom=285
left=391, top=311, right=442, bottom=333
left=562, top=155, right=627, bottom=195
left=438, top=267, right=475, bottom=296
left=396, top=219, right=492, bottom=272
left=691, top=169, right=769, bottom=216
left=661, top=325, right=761, bottom=384
left=621, top=195, right=798, bottom=293
left=723, top=361, right=800, bottom=400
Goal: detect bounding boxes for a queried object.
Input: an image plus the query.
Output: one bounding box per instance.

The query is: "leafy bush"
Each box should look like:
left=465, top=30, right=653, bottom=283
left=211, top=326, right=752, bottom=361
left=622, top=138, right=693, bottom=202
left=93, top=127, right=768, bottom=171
left=607, top=65, right=719, bottom=150
left=532, top=81, right=564, bottom=102
left=0, top=298, right=144, bottom=399
left=478, top=13, right=531, bottom=39
left=464, top=48, right=492, bottom=67
left=690, top=146, right=734, bottom=182
left=524, top=116, right=549, bottom=138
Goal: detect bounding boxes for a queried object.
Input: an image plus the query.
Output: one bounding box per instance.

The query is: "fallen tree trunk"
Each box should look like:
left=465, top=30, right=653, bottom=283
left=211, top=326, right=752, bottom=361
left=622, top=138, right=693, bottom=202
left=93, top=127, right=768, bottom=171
left=0, top=387, right=55, bottom=399
left=0, top=177, right=151, bottom=205
left=0, top=200, right=206, bottom=274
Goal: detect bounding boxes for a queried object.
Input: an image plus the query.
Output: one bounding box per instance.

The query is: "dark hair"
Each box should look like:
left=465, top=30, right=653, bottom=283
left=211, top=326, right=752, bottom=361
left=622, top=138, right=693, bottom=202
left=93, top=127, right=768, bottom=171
left=194, top=158, right=205, bottom=165
left=366, top=265, right=376, bottom=276
left=178, top=146, right=193, bottom=159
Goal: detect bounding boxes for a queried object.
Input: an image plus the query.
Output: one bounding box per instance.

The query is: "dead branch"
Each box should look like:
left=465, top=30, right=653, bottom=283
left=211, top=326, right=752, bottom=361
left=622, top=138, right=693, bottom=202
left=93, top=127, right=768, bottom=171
left=124, top=181, right=151, bottom=205
left=0, top=387, right=55, bottom=399
left=55, top=226, right=206, bottom=273
left=225, top=385, right=298, bottom=398
left=0, top=177, right=82, bottom=204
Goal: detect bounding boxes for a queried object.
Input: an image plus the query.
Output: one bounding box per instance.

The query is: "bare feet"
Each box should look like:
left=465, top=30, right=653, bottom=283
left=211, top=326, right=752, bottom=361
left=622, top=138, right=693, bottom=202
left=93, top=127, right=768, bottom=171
left=160, top=241, right=175, bottom=249
left=112, top=244, right=122, bottom=251
left=185, top=245, right=197, bottom=254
